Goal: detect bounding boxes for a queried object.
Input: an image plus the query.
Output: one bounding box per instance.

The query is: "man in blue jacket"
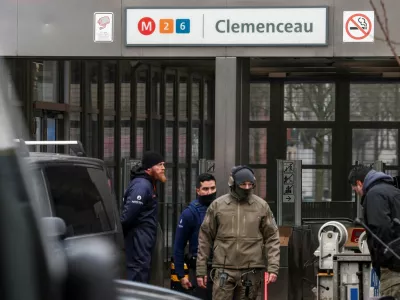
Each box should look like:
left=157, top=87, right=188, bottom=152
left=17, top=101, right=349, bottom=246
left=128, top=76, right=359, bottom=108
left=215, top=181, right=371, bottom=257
left=173, top=173, right=217, bottom=299
left=120, top=151, right=166, bottom=283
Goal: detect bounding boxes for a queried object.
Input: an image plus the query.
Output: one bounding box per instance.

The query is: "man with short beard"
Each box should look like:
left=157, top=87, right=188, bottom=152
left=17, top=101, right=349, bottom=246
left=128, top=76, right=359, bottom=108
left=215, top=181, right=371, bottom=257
left=173, top=173, right=217, bottom=299
left=120, top=150, right=166, bottom=283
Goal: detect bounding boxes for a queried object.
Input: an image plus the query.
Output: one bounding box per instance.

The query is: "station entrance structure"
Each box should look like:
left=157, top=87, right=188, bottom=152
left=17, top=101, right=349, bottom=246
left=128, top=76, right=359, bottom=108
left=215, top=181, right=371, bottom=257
left=2, top=1, right=400, bottom=298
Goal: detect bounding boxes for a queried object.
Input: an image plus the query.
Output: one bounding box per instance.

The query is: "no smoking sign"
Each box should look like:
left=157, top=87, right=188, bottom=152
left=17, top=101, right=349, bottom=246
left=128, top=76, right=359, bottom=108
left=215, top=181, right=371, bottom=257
left=343, top=11, right=374, bottom=42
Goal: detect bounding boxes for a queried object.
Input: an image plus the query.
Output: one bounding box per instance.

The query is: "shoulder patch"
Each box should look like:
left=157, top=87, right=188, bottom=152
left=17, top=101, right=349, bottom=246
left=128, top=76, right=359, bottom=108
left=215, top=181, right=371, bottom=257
left=130, top=194, right=143, bottom=205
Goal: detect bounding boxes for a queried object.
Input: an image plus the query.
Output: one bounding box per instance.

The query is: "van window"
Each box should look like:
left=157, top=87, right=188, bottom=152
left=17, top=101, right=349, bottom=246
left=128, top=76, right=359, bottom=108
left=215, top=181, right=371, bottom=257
left=30, top=168, right=52, bottom=217
left=44, top=164, right=115, bottom=237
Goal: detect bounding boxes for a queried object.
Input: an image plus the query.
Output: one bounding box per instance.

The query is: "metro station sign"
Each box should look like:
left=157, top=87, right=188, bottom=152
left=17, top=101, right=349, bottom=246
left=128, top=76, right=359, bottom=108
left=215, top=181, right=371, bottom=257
left=125, top=7, right=328, bottom=46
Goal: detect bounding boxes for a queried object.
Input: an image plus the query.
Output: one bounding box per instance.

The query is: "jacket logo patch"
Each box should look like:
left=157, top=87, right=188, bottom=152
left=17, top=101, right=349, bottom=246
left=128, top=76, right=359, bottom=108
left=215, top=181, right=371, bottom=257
left=131, top=195, right=143, bottom=205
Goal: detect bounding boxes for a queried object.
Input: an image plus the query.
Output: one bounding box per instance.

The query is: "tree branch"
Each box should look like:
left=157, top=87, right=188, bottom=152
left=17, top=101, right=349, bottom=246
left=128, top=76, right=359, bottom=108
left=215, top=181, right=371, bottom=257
left=375, top=36, right=400, bottom=46
left=370, top=0, right=400, bottom=66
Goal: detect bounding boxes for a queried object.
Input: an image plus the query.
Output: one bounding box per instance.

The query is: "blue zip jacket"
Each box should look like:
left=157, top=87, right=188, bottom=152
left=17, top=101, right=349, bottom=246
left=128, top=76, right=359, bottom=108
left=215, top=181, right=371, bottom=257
left=120, top=167, right=158, bottom=283
left=173, top=199, right=208, bottom=279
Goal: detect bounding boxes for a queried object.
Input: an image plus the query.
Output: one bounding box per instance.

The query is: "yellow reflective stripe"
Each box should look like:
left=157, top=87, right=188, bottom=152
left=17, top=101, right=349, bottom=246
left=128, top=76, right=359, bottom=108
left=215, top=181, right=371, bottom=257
left=170, top=274, right=189, bottom=282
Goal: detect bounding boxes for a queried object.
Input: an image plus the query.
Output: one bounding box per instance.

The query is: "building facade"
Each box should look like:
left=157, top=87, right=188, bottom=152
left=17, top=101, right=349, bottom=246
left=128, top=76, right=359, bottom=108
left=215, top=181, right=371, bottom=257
left=2, top=0, right=400, bottom=263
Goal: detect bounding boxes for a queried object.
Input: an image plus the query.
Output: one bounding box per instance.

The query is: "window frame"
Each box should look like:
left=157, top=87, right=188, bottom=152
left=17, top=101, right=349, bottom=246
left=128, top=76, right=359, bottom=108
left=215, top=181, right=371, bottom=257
left=41, top=162, right=117, bottom=238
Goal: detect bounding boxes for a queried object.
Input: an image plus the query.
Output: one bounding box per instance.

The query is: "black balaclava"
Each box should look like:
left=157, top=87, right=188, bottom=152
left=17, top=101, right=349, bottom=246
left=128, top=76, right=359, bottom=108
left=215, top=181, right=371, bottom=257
left=232, top=167, right=256, bottom=201
left=198, top=192, right=217, bottom=206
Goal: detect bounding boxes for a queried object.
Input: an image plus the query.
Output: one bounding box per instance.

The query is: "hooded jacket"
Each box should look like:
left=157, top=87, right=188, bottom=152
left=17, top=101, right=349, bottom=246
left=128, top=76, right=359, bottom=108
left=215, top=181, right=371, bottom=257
left=196, top=190, right=280, bottom=277
left=362, top=170, right=400, bottom=272
left=120, top=166, right=158, bottom=283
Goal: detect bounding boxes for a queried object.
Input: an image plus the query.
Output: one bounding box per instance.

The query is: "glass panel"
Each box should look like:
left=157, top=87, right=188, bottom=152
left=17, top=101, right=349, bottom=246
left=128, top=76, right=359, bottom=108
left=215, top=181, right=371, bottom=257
left=88, top=115, right=99, bottom=158
left=44, top=165, right=114, bottom=237
left=164, top=168, right=174, bottom=204
left=178, top=168, right=186, bottom=203
left=69, top=113, right=81, bottom=142
left=191, top=168, right=197, bottom=201
left=192, top=126, right=199, bottom=162
left=179, top=78, right=187, bottom=119
left=249, top=128, right=267, bottom=164
left=166, top=75, right=174, bottom=118
left=204, top=81, right=208, bottom=120
left=121, top=117, right=130, bottom=158
left=165, top=127, right=173, bottom=163
left=121, top=62, right=131, bottom=112
left=70, top=61, right=81, bottom=106
left=302, top=169, right=332, bottom=202
left=350, top=83, right=400, bottom=121
left=192, top=81, right=200, bottom=120
left=7, top=60, right=21, bottom=106
left=104, top=62, right=116, bottom=111
left=250, top=83, right=270, bottom=121
left=163, top=167, right=174, bottom=258
left=164, top=203, right=174, bottom=260
left=136, top=127, right=144, bottom=159
left=89, top=62, right=99, bottom=109
left=284, top=83, right=335, bottom=121
left=152, top=72, right=160, bottom=114
left=253, top=168, right=267, bottom=201
left=352, top=129, right=398, bottom=165
left=107, top=167, right=115, bottom=189
left=179, top=127, right=187, bottom=163
left=204, top=124, right=214, bottom=158
left=46, top=118, right=56, bottom=153
left=287, top=128, right=332, bottom=165
left=137, top=71, right=147, bottom=118
left=34, top=117, right=42, bottom=149
left=104, top=116, right=115, bottom=160
left=32, top=61, right=58, bottom=103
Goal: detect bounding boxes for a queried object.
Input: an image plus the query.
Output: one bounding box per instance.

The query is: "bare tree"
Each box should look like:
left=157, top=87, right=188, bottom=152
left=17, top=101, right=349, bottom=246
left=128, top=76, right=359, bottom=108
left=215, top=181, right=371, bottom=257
left=369, top=0, right=400, bottom=166
left=285, top=83, right=334, bottom=201
left=369, top=0, right=400, bottom=66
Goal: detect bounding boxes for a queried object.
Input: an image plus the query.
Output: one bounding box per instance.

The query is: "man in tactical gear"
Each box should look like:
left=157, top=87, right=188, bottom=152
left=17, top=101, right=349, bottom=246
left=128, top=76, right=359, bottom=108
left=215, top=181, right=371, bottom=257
left=196, top=165, right=280, bottom=300
left=173, top=173, right=217, bottom=299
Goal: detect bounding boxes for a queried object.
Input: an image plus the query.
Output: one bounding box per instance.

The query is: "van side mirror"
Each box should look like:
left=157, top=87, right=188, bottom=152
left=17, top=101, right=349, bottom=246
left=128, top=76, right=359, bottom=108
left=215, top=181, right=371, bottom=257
left=41, top=217, right=67, bottom=239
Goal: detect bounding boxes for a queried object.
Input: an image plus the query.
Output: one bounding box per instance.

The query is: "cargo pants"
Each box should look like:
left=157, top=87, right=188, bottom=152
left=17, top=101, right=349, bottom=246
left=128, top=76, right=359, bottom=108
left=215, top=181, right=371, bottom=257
left=212, top=268, right=263, bottom=300
left=380, top=268, right=400, bottom=298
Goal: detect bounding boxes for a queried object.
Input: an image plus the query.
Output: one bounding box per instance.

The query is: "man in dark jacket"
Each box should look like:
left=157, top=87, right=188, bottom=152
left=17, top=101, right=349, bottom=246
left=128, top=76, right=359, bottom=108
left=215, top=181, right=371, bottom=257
left=120, top=151, right=166, bottom=283
left=348, top=165, right=400, bottom=297
left=173, top=173, right=217, bottom=299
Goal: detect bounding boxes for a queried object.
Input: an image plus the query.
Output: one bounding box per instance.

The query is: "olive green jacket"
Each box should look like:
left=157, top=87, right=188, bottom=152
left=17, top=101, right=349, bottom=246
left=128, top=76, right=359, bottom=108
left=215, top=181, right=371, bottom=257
left=196, top=191, right=280, bottom=277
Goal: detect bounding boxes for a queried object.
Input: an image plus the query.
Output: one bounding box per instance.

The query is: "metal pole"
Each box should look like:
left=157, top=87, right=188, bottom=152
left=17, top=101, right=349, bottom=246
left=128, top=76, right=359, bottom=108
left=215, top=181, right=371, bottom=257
left=294, top=160, right=302, bottom=226
left=276, top=160, right=283, bottom=226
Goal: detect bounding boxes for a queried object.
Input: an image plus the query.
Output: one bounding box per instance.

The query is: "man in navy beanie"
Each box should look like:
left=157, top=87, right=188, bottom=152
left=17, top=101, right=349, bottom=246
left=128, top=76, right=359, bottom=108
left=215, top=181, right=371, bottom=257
left=120, top=150, right=166, bottom=283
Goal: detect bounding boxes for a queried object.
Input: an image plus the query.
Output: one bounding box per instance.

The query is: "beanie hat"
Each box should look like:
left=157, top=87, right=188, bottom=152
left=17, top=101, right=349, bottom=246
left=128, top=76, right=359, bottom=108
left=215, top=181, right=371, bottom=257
left=232, top=167, right=255, bottom=185
left=142, top=151, right=164, bottom=169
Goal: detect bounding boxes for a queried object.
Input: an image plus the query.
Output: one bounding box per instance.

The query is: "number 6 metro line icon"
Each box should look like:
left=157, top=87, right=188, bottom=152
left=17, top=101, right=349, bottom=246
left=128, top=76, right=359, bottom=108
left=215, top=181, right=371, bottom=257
left=176, top=19, right=190, bottom=34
